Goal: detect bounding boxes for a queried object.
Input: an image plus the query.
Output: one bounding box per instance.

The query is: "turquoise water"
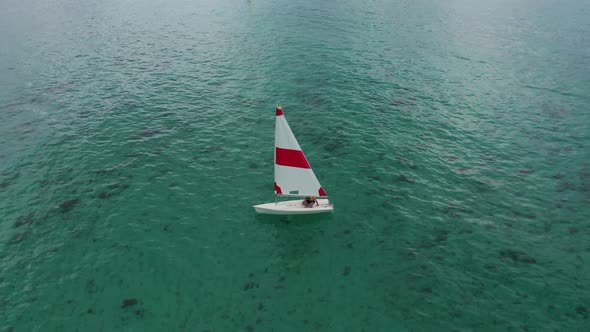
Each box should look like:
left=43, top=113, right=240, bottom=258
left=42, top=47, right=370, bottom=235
left=1, top=0, right=589, bottom=330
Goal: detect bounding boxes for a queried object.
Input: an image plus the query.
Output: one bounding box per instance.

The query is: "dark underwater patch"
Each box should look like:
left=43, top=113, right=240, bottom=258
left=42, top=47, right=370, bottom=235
left=14, top=212, right=34, bottom=228
left=59, top=198, right=80, bottom=213
left=557, top=182, right=576, bottom=192
left=86, top=279, right=97, bottom=294
left=8, top=231, right=29, bottom=245
left=323, top=141, right=341, bottom=152
left=499, top=249, right=536, bottom=264
left=397, top=174, right=415, bottom=183
left=243, top=281, right=259, bottom=290
left=121, top=298, right=138, bottom=308
left=134, top=309, right=145, bottom=318
left=516, top=168, right=534, bottom=176
left=135, top=128, right=163, bottom=138
left=389, top=99, right=405, bottom=106
left=576, top=305, right=589, bottom=319
left=511, top=210, right=537, bottom=220
left=343, top=266, right=351, bottom=276
left=97, top=180, right=130, bottom=200
left=434, top=228, right=449, bottom=242
left=1, top=170, right=20, bottom=180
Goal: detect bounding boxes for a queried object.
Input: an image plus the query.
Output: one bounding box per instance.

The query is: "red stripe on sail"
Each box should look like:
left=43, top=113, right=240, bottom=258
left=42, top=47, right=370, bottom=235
left=276, top=106, right=283, bottom=116
left=275, top=147, right=311, bottom=169
left=274, top=182, right=282, bottom=194
left=318, top=187, right=327, bottom=196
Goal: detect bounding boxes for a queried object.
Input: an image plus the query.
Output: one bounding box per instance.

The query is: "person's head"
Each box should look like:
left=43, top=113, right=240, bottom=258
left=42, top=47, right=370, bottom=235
left=305, top=196, right=316, bottom=203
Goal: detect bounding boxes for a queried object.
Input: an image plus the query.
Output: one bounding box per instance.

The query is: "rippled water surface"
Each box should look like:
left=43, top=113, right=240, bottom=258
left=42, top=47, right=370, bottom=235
left=1, top=0, right=589, bottom=331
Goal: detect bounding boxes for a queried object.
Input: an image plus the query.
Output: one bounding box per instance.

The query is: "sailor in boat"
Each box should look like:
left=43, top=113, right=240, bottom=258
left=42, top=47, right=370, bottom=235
left=302, top=196, right=319, bottom=208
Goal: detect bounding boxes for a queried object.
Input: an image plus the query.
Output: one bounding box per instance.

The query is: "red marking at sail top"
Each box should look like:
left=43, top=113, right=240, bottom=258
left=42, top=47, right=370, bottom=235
left=318, top=187, right=327, bottom=196
left=276, top=105, right=283, bottom=116
left=275, top=147, right=311, bottom=169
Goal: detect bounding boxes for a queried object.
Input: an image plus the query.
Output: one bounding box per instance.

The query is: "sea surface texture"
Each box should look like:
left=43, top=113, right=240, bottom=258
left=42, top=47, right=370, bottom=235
left=1, top=0, right=589, bottom=331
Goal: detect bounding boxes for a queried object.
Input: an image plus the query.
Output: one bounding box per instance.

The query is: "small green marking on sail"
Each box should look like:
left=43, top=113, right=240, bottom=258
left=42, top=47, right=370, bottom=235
left=289, top=190, right=299, bottom=195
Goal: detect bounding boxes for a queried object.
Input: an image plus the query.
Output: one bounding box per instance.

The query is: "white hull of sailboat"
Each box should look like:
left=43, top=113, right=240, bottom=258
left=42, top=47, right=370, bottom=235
left=253, top=199, right=333, bottom=215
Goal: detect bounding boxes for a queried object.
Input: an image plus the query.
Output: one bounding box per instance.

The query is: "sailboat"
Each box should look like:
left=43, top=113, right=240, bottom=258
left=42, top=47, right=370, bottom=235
left=253, top=105, right=334, bottom=215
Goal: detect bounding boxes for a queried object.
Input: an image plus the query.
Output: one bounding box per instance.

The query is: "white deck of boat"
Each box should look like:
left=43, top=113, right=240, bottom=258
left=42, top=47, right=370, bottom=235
left=253, top=199, right=333, bottom=215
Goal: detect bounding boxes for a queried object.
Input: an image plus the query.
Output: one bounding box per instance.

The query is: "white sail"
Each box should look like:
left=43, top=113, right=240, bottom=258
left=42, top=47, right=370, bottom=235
left=274, top=106, right=327, bottom=197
